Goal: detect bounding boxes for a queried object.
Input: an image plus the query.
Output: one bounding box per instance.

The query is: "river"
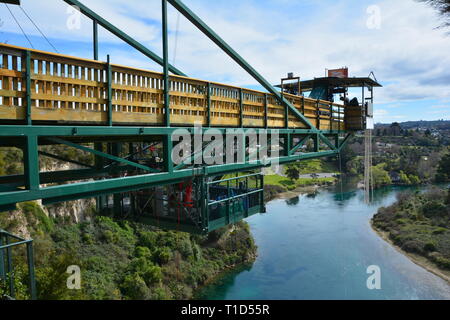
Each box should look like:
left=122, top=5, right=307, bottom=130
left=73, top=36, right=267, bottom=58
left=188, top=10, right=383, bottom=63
left=196, top=183, right=450, bottom=300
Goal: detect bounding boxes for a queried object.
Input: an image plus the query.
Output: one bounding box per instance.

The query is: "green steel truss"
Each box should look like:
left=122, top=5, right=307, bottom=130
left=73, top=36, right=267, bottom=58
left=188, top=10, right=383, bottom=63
left=0, top=125, right=352, bottom=211
left=0, top=0, right=360, bottom=300
left=0, top=0, right=356, bottom=216
left=0, top=229, right=36, bottom=300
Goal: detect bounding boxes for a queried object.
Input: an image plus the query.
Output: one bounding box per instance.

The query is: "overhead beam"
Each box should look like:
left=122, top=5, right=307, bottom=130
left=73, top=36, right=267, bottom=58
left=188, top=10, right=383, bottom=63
left=0, top=1, right=21, bottom=5
left=167, top=0, right=313, bottom=129
left=289, top=135, right=311, bottom=156
left=0, top=149, right=339, bottom=207
left=62, top=0, right=186, bottom=76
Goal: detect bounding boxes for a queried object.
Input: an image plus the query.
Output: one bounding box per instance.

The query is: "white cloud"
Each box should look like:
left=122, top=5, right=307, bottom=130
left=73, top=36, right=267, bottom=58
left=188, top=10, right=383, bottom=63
left=2, top=0, right=450, bottom=112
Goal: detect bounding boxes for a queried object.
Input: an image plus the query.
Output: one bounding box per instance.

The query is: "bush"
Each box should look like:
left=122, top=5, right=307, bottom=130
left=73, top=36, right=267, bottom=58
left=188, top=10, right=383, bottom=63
left=153, top=247, right=172, bottom=265
left=142, top=265, right=163, bottom=285
left=121, top=273, right=150, bottom=300
left=135, top=246, right=152, bottom=259
left=424, top=241, right=437, bottom=252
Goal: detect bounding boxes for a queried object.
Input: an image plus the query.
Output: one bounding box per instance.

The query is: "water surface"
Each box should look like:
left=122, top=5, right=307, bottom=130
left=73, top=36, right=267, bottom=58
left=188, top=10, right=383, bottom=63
left=197, top=184, right=450, bottom=300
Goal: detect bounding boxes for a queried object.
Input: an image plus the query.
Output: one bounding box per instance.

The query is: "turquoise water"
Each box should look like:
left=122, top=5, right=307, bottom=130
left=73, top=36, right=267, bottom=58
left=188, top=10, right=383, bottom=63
left=197, top=185, right=450, bottom=300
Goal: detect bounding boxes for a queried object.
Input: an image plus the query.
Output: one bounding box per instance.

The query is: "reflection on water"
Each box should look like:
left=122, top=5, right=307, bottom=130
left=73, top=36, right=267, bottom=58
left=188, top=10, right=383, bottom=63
left=196, top=180, right=450, bottom=300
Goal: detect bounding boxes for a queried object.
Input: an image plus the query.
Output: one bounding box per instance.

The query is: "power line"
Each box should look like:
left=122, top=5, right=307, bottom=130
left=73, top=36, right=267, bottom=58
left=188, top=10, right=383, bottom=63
left=19, top=5, right=59, bottom=53
left=4, top=3, right=34, bottom=49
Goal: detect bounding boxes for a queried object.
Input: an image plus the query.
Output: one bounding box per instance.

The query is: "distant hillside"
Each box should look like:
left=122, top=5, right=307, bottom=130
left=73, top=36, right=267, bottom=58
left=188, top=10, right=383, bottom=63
left=376, top=120, right=450, bottom=130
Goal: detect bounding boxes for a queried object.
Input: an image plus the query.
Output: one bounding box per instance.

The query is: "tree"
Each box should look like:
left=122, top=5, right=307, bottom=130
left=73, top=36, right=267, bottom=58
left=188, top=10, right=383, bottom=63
left=419, top=0, right=450, bottom=28
left=372, top=164, right=392, bottom=187
left=436, top=152, right=450, bottom=182
left=286, top=165, right=300, bottom=181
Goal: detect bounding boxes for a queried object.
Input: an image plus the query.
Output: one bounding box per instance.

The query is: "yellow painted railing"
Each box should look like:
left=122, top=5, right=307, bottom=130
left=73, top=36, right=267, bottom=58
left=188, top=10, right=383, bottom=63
left=0, top=43, right=346, bottom=130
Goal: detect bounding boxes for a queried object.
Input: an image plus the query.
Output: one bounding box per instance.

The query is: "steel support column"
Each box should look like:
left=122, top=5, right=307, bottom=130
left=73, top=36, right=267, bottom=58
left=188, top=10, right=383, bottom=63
left=24, top=135, right=39, bottom=191
left=264, top=94, right=268, bottom=129
left=93, top=20, right=98, bottom=60
left=23, top=50, right=32, bottom=126
left=106, top=55, right=112, bottom=126
left=239, top=88, right=244, bottom=128
left=207, top=82, right=211, bottom=127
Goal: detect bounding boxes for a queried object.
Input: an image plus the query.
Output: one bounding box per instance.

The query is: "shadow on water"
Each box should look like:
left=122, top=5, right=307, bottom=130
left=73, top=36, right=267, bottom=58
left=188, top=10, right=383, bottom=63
left=195, top=264, right=254, bottom=300
left=285, top=196, right=300, bottom=206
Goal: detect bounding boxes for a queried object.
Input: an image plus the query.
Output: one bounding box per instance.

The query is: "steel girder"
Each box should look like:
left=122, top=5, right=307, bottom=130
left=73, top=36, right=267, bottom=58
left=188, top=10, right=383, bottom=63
left=166, top=0, right=338, bottom=151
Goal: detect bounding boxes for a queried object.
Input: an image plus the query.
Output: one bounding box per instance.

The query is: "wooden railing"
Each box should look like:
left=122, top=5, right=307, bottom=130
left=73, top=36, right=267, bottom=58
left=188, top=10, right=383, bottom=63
left=0, top=43, right=346, bottom=130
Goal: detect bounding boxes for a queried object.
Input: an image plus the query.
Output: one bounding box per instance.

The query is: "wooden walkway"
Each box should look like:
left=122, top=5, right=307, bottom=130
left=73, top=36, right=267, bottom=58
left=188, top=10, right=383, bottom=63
left=0, top=43, right=347, bottom=130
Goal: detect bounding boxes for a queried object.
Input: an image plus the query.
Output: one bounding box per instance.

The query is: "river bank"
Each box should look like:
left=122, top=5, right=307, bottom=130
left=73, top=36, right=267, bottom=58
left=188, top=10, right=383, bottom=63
left=371, top=223, right=450, bottom=284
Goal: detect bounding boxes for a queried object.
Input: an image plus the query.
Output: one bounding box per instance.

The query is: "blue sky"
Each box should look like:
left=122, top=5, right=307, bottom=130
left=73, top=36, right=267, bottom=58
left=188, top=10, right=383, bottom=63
left=1, top=0, right=450, bottom=123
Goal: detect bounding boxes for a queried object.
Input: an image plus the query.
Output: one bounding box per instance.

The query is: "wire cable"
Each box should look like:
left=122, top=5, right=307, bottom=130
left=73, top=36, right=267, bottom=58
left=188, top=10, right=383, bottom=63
left=4, top=3, right=34, bottom=49
left=19, top=5, right=59, bottom=53
left=172, top=11, right=180, bottom=65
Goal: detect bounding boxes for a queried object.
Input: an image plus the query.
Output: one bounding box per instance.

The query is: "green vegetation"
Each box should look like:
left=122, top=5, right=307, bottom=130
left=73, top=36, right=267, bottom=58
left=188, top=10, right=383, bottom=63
left=0, top=206, right=256, bottom=300
left=343, top=122, right=450, bottom=187
left=372, top=187, right=450, bottom=271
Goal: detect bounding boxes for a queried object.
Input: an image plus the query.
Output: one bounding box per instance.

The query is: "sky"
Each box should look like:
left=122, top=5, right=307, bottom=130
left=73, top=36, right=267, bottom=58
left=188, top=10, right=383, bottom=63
left=1, top=0, right=450, bottom=123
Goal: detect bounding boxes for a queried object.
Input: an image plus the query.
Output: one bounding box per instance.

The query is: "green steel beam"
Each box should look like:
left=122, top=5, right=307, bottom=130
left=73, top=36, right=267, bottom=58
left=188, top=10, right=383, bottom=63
left=166, top=0, right=313, bottom=128
left=0, top=125, right=345, bottom=137
left=46, top=137, right=159, bottom=173
left=206, top=83, right=211, bottom=126
left=93, top=20, right=98, bottom=60
left=23, top=50, right=31, bottom=126
left=24, top=136, right=39, bottom=191
left=0, top=149, right=338, bottom=207
left=338, top=133, right=354, bottom=151
left=239, top=89, right=244, bottom=128
left=166, top=0, right=340, bottom=150
left=62, top=0, right=186, bottom=76
left=284, top=133, right=291, bottom=156
left=0, top=167, right=122, bottom=187
left=313, top=134, right=319, bottom=153
left=106, top=55, right=113, bottom=126
left=264, top=94, right=268, bottom=129
left=289, top=135, right=311, bottom=156
left=163, top=135, right=173, bottom=173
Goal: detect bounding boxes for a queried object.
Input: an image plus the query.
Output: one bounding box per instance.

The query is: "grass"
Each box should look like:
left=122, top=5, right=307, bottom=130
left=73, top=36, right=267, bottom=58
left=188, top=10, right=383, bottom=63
left=290, top=159, right=339, bottom=175
left=265, top=174, right=336, bottom=191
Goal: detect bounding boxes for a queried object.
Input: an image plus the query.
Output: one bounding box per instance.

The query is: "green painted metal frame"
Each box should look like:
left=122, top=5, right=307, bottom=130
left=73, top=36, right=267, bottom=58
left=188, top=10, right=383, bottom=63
left=166, top=0, right=337, bottom=151
left=0, top=0, right=355, bottom=209
left=0, top=229, right=36, bottom=300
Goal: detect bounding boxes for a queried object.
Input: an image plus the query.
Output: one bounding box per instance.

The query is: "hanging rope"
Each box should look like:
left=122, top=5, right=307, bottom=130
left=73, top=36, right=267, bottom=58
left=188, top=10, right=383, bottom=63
left=338, top=153, right=344, bottom=201
left=4, top=3, right=34, bottom=49
left=364, top=129, right=373, bottom=204
left=19, top=5, right=59, bottom=53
